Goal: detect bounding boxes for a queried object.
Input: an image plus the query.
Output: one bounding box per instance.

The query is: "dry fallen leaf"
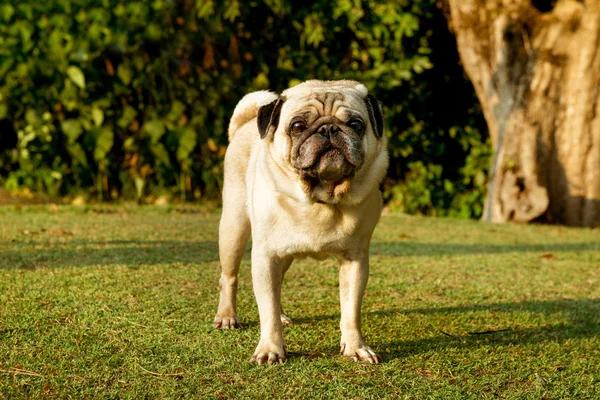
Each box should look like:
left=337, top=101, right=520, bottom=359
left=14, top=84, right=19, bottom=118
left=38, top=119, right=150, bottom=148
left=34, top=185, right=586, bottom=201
left=48, top=229, right=73, bottom=236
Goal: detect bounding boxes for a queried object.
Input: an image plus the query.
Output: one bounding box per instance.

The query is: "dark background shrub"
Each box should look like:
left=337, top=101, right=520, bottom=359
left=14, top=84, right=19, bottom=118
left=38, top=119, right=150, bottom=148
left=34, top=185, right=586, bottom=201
left=0, top=0, right=489, bottom=217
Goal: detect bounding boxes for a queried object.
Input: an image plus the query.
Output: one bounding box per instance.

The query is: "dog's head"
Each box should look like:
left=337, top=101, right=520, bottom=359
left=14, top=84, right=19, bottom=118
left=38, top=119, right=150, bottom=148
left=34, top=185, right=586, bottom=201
left=257, top=80, right=387, bottom=203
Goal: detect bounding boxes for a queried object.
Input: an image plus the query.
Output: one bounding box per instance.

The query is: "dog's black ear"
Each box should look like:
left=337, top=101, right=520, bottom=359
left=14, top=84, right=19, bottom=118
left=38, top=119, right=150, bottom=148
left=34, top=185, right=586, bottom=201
left=364, top=94, right=384, bottom=138
left=257, top=97, right=284, bottom=139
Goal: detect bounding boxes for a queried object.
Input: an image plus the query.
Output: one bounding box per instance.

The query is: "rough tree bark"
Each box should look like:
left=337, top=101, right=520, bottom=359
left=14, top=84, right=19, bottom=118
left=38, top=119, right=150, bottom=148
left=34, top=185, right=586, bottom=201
left=447, top=0, right=600, bottom=227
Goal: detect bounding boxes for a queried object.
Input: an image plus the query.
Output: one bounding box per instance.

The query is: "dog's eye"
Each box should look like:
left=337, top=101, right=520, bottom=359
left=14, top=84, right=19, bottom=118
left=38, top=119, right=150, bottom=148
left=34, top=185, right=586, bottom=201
left=348, top=119, right=364, bottom=131
left=290, top=121, right=307, bottom=134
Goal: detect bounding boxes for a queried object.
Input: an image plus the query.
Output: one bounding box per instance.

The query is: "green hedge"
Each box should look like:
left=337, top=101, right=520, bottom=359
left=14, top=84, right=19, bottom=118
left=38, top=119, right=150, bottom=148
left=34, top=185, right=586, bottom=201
left=0, top=0, right=490, bottom=217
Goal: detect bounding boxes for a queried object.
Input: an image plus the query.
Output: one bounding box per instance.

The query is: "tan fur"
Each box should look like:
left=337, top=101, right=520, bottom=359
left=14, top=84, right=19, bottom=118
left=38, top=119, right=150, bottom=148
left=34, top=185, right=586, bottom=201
left=214, top=80, right=389, bottom=365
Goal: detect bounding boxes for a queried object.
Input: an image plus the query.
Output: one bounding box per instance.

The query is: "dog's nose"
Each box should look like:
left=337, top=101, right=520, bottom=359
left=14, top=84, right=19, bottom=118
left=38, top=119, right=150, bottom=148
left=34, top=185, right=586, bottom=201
left=317, top=124, right=339, bottom=138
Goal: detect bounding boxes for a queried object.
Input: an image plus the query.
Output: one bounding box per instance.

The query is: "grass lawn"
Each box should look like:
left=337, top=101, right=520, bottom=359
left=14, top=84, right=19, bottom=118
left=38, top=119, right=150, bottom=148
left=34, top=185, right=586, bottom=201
left=1, top=206, right=599, bottom=399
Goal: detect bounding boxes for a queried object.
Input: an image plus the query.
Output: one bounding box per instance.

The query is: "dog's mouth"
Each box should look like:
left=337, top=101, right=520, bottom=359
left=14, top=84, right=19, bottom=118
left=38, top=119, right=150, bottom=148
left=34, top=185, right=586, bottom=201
left=302, top=148, right=354, bottom=183
left=292, top=123, right=364, bottom=184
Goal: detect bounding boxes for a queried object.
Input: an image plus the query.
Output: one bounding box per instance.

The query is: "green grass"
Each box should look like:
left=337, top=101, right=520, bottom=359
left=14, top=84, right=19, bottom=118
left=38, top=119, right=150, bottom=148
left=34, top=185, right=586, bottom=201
left=1, top=206, right=599, bottom=399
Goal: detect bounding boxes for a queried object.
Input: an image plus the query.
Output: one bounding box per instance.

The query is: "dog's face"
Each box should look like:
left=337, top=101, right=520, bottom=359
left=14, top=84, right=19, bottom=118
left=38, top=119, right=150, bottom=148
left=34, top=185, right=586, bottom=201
left=257, top=80, right=385, bottom=203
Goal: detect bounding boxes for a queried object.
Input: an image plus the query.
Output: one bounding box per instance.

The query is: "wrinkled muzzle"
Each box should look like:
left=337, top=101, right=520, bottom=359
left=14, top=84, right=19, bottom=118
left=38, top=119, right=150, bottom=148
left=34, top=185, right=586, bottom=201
left=292, top=123, right=364, bottom=182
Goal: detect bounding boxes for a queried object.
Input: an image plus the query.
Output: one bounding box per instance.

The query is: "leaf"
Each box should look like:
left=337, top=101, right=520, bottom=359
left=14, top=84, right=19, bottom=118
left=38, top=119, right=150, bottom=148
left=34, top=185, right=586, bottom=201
left=83, top=128, right=114, bottom=161
left=117, top=105, right=137, bottom=129
left=174, top=128, right=197, bottom=162
left=224, top=0, right=240, bottom=21
left=59, top=80, right=79, bottom=111
left=66, top=142, right=88, bottom=166
left=123, top=137, right=137, bottom=152
left=253, top=72, right=269, bottom=89
left=150, top=143, right=171, bottom=166
left=94, top=128, right=114, bottom=161
left=25, top=109, right=39, bottom=126
left=165, top=101, right=186, bottom=123
left=61, top=119, right=83, bottom=142
left=134, top=175, right=145, bottom=198
left=207, top=138, right=217, bottom=152
left=117, top=64, right=132, bottom=85
left=67, top=66, right=86, bottom=90
left=196, top=0, right=214, bottom=19
left=145, top=24, right=162, bottom=41
left=12, top=21, right=34, bottom=50
left=48, top=228, right=73, bottom=236
left=0, top=4, right=14, bottom=22
left=142, top=120, right=166, bottom=142
left=92, top=107, right=104, bottom=127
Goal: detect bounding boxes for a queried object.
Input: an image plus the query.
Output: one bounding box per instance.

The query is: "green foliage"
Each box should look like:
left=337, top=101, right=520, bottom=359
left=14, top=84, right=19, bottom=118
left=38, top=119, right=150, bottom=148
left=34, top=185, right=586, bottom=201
left=0, top=0, right=490, bottom=216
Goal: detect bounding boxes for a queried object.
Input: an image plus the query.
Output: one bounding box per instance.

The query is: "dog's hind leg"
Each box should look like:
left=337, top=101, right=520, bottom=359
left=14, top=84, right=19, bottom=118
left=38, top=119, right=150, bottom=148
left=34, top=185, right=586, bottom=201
left=214, top=181, right=250, bottom=329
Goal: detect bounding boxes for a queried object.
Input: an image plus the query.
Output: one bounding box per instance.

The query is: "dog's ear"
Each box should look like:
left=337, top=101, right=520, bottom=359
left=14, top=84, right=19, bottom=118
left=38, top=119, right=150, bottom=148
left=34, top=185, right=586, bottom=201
left=257, top=97, right=284, bottom=139
left=364, top=94, right=384, bottom=138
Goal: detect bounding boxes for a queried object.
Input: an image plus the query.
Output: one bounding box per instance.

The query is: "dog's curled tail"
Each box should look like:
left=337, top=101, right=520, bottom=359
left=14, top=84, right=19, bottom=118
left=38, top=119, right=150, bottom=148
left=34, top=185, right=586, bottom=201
left=228, top=91, right=278, bottom=141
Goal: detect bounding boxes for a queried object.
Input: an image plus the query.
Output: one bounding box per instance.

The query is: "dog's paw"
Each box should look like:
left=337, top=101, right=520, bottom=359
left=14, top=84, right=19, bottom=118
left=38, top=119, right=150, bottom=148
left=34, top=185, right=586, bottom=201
left=250, top=342, right=287, bottom=365
left=213, top=313, right=242, bottom=329
left=280, top=313, right=293, bottom=326
left=340, top=343, right=381, bottom=364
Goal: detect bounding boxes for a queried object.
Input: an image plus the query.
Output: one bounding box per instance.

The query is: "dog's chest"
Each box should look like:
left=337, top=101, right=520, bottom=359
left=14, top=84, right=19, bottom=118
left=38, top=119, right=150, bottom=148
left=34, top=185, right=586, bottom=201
left=258, top=202, right=361, bottom=256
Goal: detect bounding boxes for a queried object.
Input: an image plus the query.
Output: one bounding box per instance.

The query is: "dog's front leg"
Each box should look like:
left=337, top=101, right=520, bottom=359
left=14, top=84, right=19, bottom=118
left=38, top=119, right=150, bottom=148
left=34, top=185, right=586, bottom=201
left=339, top=251, right=381, bottom=364
left=250, top=249, right=288, bottom=365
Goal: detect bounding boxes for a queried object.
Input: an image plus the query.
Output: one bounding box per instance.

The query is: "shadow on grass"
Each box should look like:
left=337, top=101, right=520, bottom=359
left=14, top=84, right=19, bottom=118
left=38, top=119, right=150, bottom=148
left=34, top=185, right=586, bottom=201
left=292, top=298, right=600, bottom=360
left=2, top=238, right=598, bottom=269
left=381, top=299, right=600, bottom=360
left=370, top=241, right=600, bottom=257
left=0, top=240, right=220, bottom=269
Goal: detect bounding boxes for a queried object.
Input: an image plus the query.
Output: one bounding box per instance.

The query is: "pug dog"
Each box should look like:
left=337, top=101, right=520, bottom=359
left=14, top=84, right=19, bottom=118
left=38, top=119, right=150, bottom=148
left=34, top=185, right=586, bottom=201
left=214, top=80, right=388, bottom=365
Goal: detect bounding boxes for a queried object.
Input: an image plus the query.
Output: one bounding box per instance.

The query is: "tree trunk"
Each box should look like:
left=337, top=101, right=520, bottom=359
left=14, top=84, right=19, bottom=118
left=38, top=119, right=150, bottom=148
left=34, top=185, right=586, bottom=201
left=447, top=0, right=600, bottom=227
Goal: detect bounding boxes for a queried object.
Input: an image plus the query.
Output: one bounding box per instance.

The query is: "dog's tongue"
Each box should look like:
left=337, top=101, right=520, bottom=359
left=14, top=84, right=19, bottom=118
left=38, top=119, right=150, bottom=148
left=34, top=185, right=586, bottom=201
left=316, top=149, right=353, bottom=182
